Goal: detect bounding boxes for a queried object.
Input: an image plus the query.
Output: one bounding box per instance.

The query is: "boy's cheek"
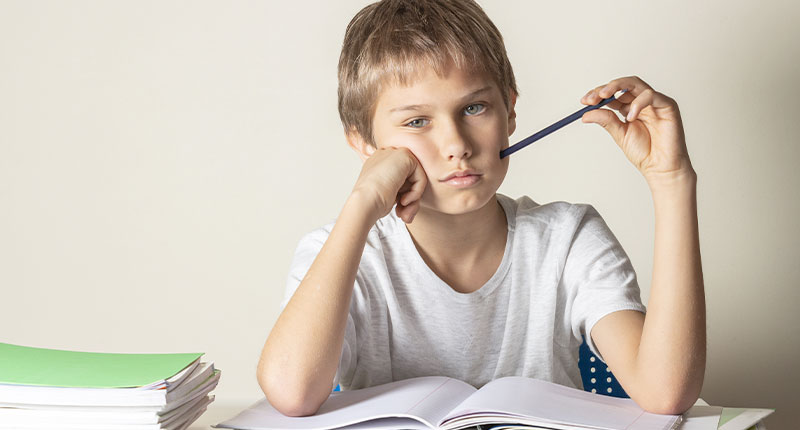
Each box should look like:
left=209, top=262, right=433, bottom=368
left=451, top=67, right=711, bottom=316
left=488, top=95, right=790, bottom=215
left=378, top=131, right=419, bottom=152
left=408, top=144, right=439, bottom=171
left=381, top=136, right=433, bottom=165
left=377, top=135, right=435, bottom=177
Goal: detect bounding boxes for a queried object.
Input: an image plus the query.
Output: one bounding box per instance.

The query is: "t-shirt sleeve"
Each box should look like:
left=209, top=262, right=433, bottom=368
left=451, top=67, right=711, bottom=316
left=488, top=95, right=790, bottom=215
left=280, top=228, right=357, bottom=390
left=562, top=204, right=647, bottom=363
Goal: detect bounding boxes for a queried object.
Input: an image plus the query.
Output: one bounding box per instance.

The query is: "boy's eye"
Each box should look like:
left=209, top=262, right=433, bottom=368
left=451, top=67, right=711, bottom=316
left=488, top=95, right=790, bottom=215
left=405, top=118, right=430, bottom=128
left=464, top=103, right=485, bottom=116
left=403, top=104, right=484, bottom=128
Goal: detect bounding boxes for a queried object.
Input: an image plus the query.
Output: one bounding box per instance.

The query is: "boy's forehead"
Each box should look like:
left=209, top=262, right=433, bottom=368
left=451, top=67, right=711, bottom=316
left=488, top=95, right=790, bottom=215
left=376, top=64, right=499, bottom=110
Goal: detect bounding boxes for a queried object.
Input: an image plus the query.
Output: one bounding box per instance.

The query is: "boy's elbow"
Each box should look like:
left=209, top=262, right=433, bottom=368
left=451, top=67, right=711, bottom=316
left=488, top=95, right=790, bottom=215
left=265, top=390, right=324, bottom=417
left=256, top=360, right=326, bottom=417
left=626, top=364, right=704, bottom=415
left=634, top=388, right=700, bottom=416
left=639, top=398, right=694, bottom=416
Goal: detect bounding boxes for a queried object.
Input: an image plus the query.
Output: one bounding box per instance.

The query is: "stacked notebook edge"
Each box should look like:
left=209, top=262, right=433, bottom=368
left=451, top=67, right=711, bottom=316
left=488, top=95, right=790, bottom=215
left=0, top=342, right=220, bottom=429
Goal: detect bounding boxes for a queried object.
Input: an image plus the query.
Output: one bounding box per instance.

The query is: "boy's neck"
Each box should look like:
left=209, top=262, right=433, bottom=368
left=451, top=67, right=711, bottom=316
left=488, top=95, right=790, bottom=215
left=404, top=194, right=508, bottom=278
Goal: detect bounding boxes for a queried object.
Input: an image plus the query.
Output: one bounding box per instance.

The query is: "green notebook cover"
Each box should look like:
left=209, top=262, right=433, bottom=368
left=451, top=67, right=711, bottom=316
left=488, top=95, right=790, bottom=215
left=719, top=408, right=746, bottom=426
left=0, top=342, right=203, bottom=388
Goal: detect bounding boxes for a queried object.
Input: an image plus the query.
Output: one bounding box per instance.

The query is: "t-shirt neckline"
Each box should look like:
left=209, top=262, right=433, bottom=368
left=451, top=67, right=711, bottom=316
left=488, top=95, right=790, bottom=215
left=394, top=193, right=516, bottom=302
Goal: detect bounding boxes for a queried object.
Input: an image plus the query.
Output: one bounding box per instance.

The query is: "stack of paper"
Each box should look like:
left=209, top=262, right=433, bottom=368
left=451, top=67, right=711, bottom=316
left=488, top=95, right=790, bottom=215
left=0, top=342, right=220, bottom=430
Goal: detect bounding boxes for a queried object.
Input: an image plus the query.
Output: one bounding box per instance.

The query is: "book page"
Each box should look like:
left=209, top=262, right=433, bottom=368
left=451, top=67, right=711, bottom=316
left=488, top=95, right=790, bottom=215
left=215, top=376, right=477, bottom=430
left=439, top=376, right=680, bottom=430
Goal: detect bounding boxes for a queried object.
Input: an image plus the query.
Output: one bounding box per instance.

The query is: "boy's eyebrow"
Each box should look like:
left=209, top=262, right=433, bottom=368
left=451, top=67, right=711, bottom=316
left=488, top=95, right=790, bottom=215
left=389, top=86, right=493, bottom=113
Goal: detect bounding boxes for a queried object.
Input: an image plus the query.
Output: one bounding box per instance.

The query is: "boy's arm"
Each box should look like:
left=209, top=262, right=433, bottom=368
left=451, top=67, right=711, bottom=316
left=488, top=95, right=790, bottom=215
left=257, top=145, right=427, bottom=417
left=591, top=171, right=705, bottom=415
left=257, top=193, right=376, bottom=417
left=580, top=76, right=705, bottom=415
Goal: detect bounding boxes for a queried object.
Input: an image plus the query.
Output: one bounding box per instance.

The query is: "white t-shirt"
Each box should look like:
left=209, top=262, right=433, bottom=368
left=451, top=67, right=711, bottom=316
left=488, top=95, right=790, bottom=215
left=280, top=193, right=646, bottom=391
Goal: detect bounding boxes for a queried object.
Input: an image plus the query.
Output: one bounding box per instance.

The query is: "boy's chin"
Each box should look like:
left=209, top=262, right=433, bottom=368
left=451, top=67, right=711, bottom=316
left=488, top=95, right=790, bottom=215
left=420, top=189, right=497, bottom=216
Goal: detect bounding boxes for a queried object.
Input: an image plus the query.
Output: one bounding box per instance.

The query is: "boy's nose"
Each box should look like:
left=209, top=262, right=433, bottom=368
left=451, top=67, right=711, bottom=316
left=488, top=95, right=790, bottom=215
left=441, top=124, right=473, bottom=161
left=447, top=147, right=471, bottom=161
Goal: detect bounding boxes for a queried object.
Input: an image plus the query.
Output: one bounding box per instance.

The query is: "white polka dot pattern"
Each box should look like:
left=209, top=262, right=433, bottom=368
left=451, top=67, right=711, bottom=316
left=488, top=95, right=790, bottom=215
left=578, top=337, right=628, bottom=398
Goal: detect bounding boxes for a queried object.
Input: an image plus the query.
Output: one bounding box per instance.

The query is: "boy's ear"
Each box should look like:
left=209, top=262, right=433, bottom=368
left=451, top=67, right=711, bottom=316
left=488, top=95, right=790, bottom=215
left=345, top=128, right=376, bottom=162
left=507, top=90, right=518, bottom=136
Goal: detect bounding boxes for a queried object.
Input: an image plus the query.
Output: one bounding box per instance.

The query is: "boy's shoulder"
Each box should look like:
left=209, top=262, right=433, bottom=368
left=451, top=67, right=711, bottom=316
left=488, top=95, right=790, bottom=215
left=502, top=194, right=601, bottom=230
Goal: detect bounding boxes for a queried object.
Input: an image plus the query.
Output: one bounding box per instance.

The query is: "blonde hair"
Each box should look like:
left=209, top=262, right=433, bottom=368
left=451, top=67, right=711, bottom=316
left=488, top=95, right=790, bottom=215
left=337, top=0, right=519, bottom=147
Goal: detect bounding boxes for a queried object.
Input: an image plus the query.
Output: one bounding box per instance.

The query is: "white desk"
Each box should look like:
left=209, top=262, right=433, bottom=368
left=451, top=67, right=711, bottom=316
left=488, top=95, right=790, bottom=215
left=188, top=401, right=250, bottom=430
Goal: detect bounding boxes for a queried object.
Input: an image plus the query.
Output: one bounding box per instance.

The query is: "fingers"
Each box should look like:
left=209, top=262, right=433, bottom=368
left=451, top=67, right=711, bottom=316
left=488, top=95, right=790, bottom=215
left=395, top=200, right=420, bottom=223
left=581, top=76, right=676, bottom=122
left=596, top=76, right=653, bottom=100
left=396, top=154, right=428, bottom=223
left=397, top=155, right=427, bottom=207
left=581, top=82, right=640, bottom=106
left=624, top=88, right=656, bottom=121
left=581, top=108, right=626, bottom=144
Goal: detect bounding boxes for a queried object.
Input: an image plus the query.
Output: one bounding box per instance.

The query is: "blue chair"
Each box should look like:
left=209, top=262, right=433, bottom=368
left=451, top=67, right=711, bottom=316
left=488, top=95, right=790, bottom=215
left=333, top=337, right=626, bottom=397
left=578, top=335, right=628, bottom=398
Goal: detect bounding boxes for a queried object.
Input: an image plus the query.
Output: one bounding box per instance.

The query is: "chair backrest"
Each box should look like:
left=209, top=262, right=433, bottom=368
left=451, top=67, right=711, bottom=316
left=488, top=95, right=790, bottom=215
left=578, top=336, right=628, bottom=398
left=333, top=337, right=628, bottom=397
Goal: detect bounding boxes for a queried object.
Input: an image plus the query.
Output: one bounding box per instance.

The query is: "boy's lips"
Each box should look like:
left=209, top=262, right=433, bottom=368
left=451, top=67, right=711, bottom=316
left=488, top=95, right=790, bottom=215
left=439, top=169, right=483, bottom=188
left=442, top=174, right=481, bottom=188
left=439, top=169, right=481, bottom=182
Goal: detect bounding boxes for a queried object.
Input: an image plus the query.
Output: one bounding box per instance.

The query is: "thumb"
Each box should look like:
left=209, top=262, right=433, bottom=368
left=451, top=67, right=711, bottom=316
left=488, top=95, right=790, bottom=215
left=581, top=108, right=626, bottom=144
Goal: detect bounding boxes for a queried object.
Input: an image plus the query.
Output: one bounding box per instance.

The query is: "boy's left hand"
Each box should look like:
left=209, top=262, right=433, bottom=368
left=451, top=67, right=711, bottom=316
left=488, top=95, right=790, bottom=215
left=580, top=76, right=695, bottom=187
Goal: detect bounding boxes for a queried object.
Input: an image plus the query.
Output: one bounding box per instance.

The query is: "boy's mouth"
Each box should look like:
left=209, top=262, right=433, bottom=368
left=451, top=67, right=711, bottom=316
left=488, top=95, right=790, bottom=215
left=440, top=169, right=481, bottom=182
left=440, top=169, right=483, bottom=188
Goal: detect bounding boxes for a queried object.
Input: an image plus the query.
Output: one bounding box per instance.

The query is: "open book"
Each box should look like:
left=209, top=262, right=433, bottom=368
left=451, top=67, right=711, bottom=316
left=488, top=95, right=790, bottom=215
left=215, top=375, right=681, bottom=430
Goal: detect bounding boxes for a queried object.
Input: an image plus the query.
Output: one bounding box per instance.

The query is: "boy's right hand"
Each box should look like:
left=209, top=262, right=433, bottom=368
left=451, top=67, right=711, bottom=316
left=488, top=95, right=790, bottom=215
left=350, top=146, right=427, bottom=224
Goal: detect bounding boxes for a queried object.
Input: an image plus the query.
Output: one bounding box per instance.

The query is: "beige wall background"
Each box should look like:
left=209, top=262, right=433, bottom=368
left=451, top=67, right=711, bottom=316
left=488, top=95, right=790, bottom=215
left=1, top=1, right=798, bottom=428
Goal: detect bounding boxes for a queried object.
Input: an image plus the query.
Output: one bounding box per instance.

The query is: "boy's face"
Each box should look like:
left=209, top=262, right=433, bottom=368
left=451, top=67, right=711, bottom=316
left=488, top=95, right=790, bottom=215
left=365, top=62, right=516, bottom=216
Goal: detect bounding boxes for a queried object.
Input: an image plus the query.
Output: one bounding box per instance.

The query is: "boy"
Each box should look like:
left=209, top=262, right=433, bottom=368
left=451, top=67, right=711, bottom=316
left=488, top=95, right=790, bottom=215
left=258, top=0, right=705, bottom=418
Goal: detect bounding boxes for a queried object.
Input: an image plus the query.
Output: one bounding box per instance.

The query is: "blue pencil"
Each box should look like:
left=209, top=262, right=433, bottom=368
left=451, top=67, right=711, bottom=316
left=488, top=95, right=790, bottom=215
left=499, top=89, right=628, bottom=159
